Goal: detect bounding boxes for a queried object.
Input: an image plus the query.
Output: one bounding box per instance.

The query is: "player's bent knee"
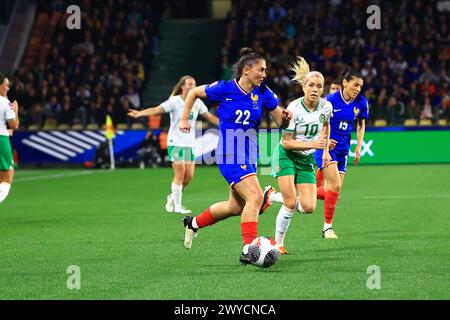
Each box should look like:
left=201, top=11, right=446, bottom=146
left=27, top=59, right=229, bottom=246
left=302, top=204, right=316, bottom=214
left=328, top=181, right=341, bottom=193
left=233, top=210, right=243, bottom=216
left=333, top=185, right=342, bottom=193
left=251, top=191, right=264, bottom=207
left=227, top=202, right=244, bottom=216
left=183, top=175, right=193, bottom=185
left=283, top=199, right=297, bottom=211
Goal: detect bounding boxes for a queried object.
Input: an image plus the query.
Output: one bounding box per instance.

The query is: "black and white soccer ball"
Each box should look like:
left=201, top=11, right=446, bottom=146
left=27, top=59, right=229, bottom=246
left=248, top=236, right=280, bottom=268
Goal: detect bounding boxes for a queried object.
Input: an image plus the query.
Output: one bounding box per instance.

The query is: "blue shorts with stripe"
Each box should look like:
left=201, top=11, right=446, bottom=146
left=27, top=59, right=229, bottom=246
left=218, top=162, right=257, bottom=186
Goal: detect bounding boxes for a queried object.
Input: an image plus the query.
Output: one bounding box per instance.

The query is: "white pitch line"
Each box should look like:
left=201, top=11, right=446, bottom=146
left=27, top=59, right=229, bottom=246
left=14, top=170, right=105, bottom=183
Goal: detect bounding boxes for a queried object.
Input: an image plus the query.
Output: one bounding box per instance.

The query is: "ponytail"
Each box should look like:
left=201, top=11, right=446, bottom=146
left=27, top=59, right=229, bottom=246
left=291, top=57, right=324, bottom=88
left=231, top=47, right=264, bottom=79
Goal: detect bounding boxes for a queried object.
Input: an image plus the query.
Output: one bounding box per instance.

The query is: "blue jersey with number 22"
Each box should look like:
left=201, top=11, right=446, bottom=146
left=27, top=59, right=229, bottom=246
left=205, top=79, right=279, bottom=164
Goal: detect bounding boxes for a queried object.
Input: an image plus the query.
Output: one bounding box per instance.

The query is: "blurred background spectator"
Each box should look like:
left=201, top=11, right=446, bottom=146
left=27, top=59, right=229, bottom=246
left=10, top=0, right=165, bottom=129
left=5, top=0, right=449, bottom=128
left=220, top=0, right=449, bottom=126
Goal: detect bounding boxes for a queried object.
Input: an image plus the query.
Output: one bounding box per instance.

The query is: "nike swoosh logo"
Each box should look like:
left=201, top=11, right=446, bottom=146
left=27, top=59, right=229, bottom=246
left=226, top=98, right=232, bottom=101
left=334, top=109, right=342, bottom=112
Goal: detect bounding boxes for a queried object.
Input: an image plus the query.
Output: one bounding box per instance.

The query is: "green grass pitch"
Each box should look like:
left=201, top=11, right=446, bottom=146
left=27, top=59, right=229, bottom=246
left=0, top=164, right=449, bottom=299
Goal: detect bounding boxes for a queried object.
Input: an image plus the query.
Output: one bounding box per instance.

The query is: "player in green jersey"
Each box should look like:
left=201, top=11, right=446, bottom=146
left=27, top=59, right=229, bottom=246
left=269, top=58, right=332, bottom=254
left=0, top=74, right=19, bottom=204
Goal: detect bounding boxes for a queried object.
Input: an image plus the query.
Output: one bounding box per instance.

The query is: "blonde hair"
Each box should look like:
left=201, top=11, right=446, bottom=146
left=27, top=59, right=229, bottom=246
left=291, top=56, right=324, bottom=87
left=291, top=57, right=310, bottom=85
left=170, top=75, right=194, bottom=97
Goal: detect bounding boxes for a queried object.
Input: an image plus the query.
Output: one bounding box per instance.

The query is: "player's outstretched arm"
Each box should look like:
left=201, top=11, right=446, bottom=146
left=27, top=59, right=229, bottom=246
left=202, top=112, right=219, bottom=126
left=127, top=106, right=164, bottom=118
left=269, top=106, right=292, bottom=129
left=179, top=85, right=207, bottom=133
left=7, top=100, right=19, bottom=130
left=319, top=126, right=337, bottom=150
left=321, top=122, right=332, bottom=167
left=281, top=131, right=326, bottom=151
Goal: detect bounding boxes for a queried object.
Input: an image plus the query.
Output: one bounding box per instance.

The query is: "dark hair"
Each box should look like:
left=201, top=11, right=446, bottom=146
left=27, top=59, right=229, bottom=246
left=339, top=66, right=363, bottom=85
left=0, top=73, right=6, bottom=85
left=331, top=80, right=341, bottom=85
left=232, top=47, right=264, bottom=78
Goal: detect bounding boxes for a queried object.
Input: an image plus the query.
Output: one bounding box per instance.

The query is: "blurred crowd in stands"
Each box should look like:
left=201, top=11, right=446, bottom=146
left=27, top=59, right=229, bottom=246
left=221, top=0, right=449, bottom=126
left=9, top=0, right=164, bottom=129
left=6, top=0, right=450, bottom=129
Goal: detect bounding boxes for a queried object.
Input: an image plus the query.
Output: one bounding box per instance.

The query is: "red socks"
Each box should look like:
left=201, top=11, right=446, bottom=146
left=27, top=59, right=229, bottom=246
left=196, top=207, right=216, bottom=229
left=317, top=187, right=326, bottom=200
left=241, top=221, right=258, bottom=245
left=324, top=190, right=339, bottom=224
left=197, top=209, right=258, bottom=245
left=316, top=170, right=324, bottom=187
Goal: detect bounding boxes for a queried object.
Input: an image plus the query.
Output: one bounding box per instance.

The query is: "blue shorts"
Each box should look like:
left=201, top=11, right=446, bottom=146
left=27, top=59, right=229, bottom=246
left=218, top=163, right=257, bottom=186
left=314, top=149, right=348, bottom=174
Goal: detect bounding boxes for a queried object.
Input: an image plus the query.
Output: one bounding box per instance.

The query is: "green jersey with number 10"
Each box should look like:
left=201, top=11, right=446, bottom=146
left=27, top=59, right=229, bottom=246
left=281, top=97, right=333, bottom=156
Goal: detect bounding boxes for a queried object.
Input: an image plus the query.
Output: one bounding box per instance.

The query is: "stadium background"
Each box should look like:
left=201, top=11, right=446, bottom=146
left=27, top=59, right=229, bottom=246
left=0, top=0, right=449, bottom=300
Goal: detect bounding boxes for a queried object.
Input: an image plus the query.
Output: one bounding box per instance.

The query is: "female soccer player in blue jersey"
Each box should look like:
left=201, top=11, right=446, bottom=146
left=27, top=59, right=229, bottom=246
left=315, top=80, right=341, bottom=199
left=178, top=48, right=292, bottom=266
left=313, top=67, right=368, bottom=239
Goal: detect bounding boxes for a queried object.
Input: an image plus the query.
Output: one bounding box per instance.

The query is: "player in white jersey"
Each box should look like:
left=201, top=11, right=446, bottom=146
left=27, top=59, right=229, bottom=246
left=265, top=58, right=332, bottom=254
left=0, top=74, right=19, bottom=204
left=128, top=75, right=219, bottom=214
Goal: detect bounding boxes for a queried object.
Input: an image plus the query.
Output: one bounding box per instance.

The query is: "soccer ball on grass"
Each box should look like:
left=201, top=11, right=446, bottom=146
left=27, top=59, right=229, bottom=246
left=248, top=236, right=280, bottom=268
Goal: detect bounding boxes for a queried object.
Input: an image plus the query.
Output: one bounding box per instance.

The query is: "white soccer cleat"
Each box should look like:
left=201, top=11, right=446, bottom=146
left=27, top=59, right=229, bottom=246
left=184, top=228, right=196, bottom=249
left=165, top=194, right=175, bottom=212
left=322, top=228, right=339, bottom=239
left=174, top=206, right=192, bottom=214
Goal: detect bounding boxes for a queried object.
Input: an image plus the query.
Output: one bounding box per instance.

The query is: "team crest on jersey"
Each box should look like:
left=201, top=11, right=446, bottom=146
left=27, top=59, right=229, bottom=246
left=354, top=107, right=360, bottom=117
left=240, top=164, right=247, bottom=170
left=319, top=114, right=325, bottom=123
left=250, top=93, right=259, bottom=109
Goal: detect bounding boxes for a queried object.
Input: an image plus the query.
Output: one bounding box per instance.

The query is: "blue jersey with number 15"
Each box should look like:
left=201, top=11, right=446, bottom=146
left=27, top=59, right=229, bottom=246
left=205, top=79, right=279, bottom=163
left=325, top=90, right=369, bottom=155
